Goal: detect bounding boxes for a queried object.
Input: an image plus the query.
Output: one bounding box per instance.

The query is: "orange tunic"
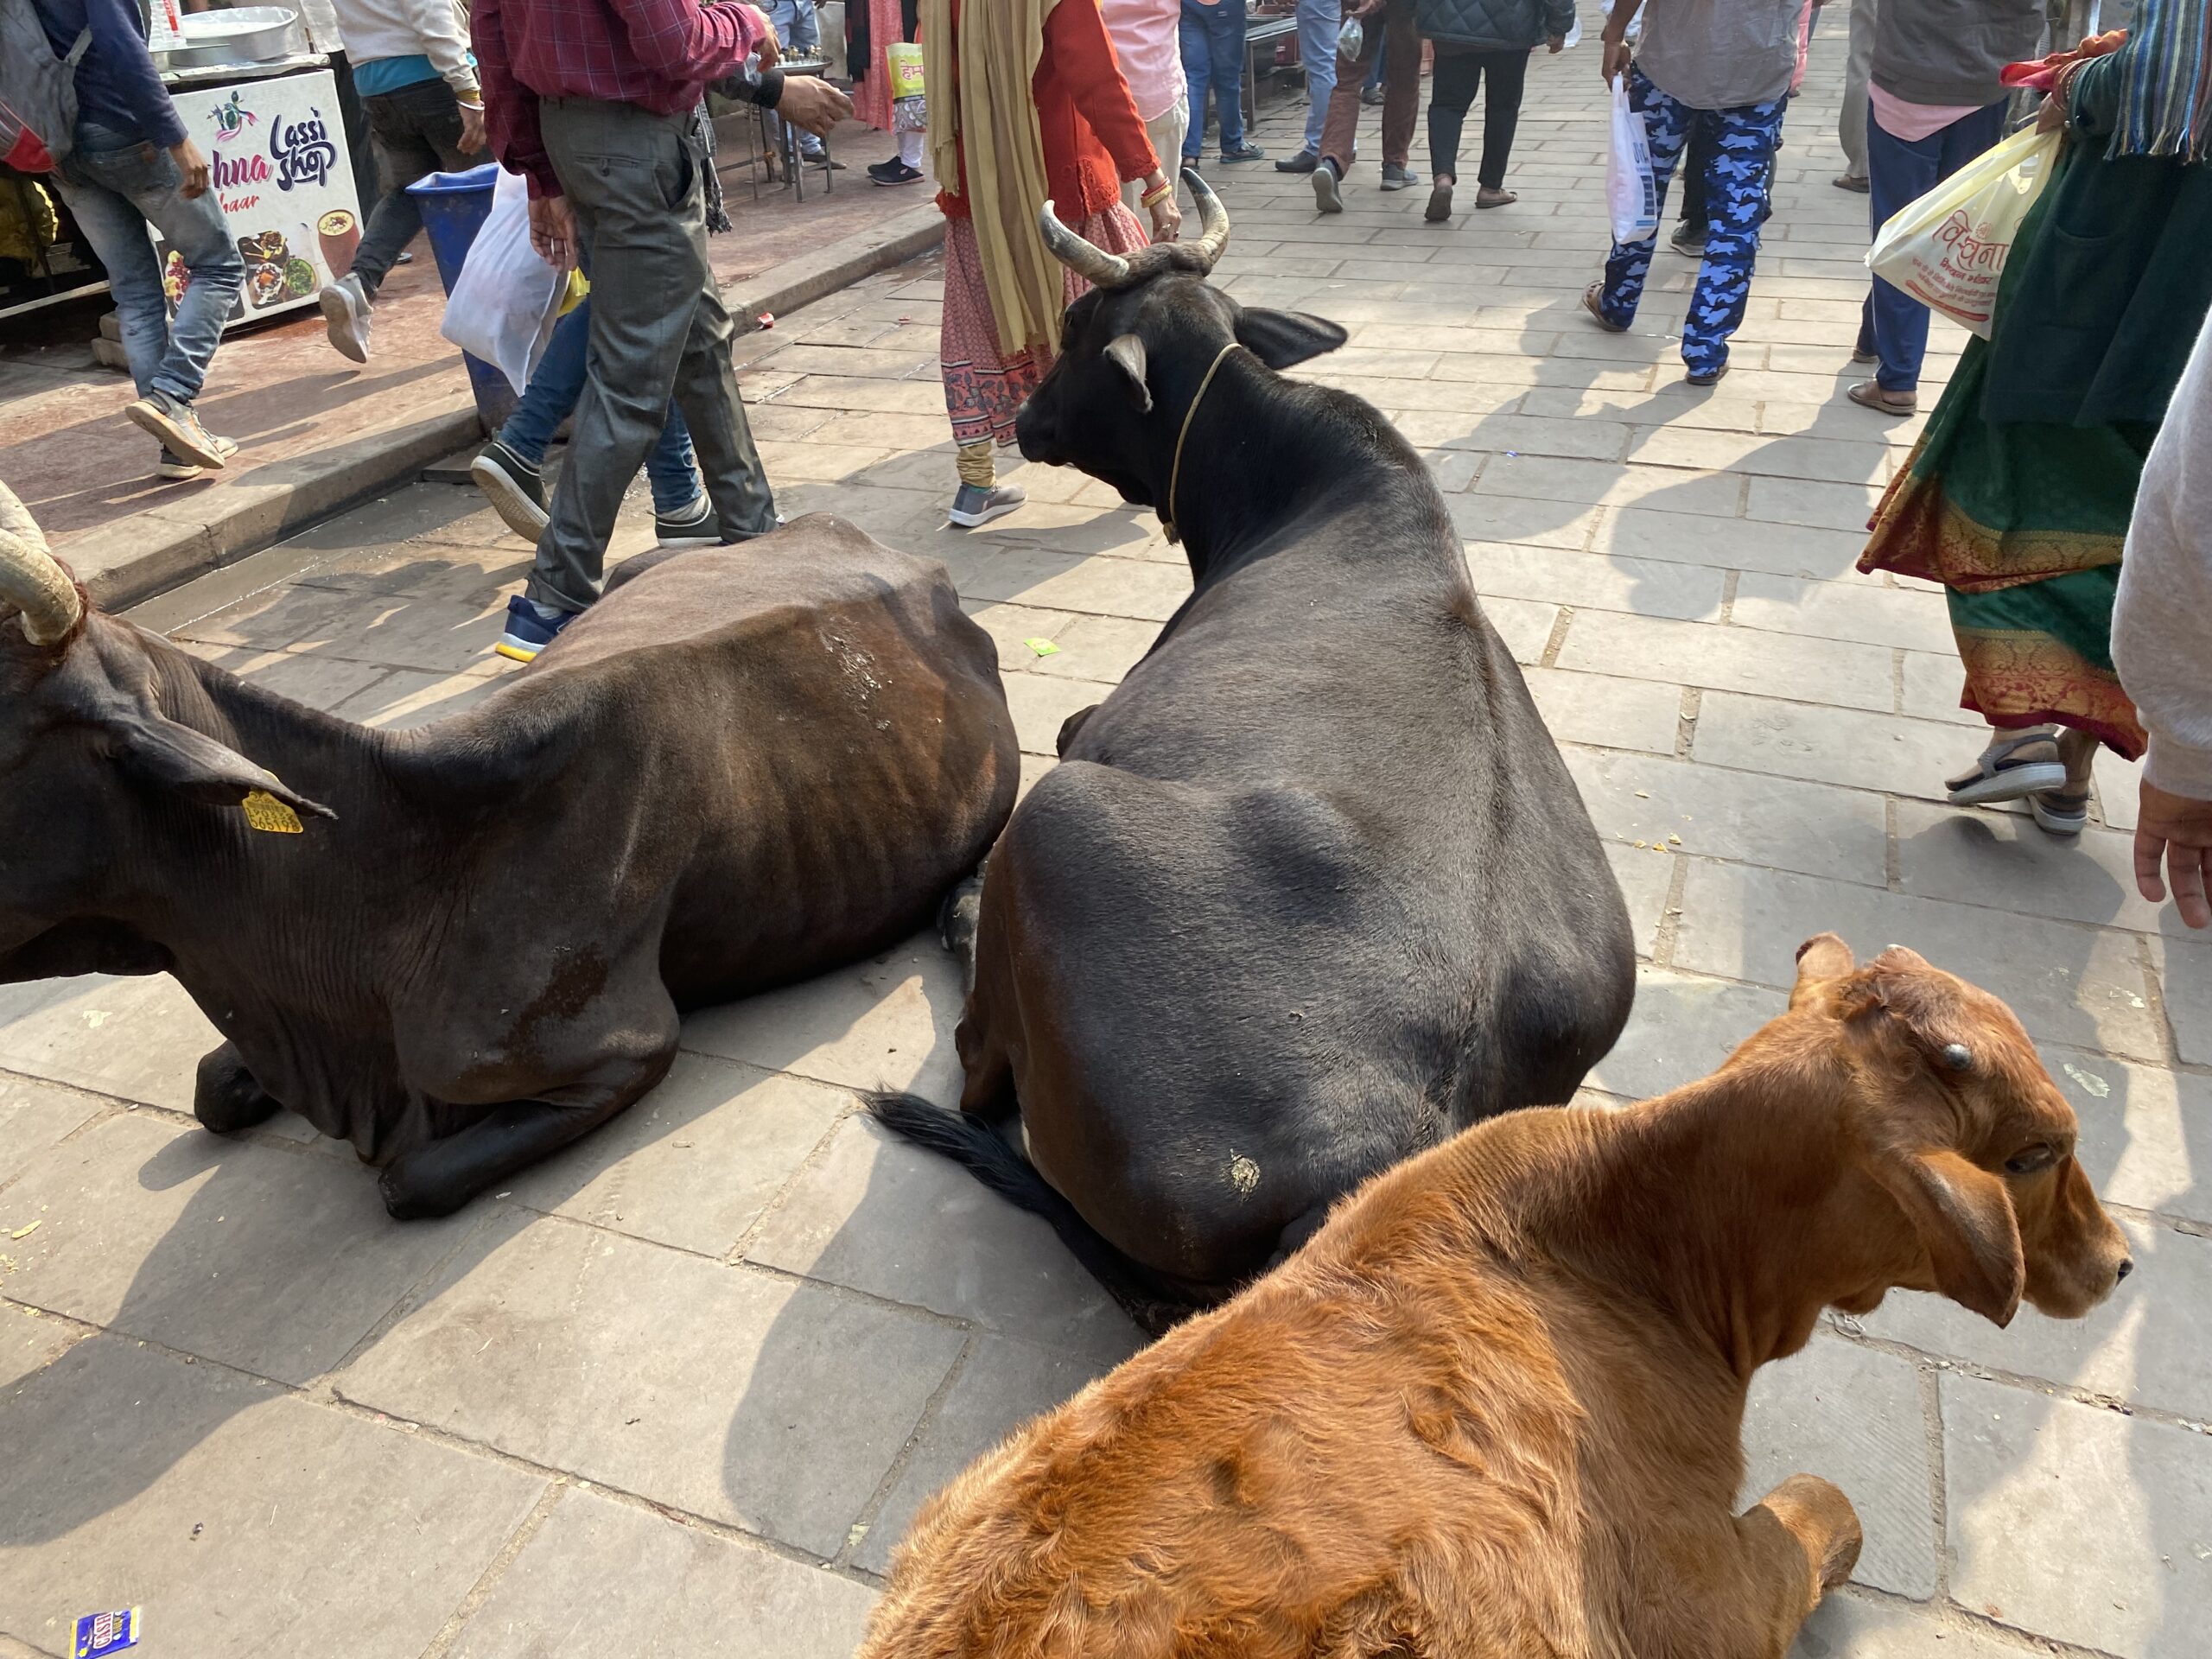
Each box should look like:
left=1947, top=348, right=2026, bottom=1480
left=935, top=0, right=1160, bottom=221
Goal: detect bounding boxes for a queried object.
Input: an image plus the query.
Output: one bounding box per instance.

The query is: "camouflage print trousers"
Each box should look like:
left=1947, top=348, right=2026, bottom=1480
left=1596, top=67, right=1788, bottom=379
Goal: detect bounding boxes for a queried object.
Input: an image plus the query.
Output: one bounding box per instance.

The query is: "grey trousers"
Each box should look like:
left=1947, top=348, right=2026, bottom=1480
left=531, top=98, right=777, bottom=613
left=1840, top=0, right=1878, bottom=178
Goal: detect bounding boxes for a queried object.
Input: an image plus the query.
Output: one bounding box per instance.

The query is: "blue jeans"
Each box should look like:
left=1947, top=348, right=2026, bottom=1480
left=762, top=0, right=827, bottom=157
left=1596, top=67, right=1786, bottom=378
left=54, top=121, right=243, bottom=404
left=1179, top=0, right=1249, bottom=157
left=1365, top=31, right=1388, bottom=92
left=1858, top=99, right=2008, bottom=393
left=499, top=297, right=702, bottom=516
left=1295, top=0, right=1339, bottom=154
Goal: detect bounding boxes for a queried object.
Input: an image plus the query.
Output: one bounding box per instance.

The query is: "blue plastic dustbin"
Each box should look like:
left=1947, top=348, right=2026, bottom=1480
left=404, top=163, right=517, bottom=432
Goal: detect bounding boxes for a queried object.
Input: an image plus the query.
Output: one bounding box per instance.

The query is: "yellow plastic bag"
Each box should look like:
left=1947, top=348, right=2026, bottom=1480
left=887, top=41, right=925, bottom=98
left=1866, top=125, right=2059, bottom=339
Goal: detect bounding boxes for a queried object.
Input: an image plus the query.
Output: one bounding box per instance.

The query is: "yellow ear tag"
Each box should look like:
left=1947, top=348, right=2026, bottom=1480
left=240, top=790, right=304, bottom=834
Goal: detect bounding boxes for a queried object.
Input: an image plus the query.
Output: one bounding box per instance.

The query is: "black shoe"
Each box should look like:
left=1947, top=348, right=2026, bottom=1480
left=471, top=437, right=549, bottom=542
left=1221, top=141, right=1266, bottom=162
left=868, top=159, right=924, bottom=186
left=1361, top=85, right=1386, bottom=106
left=654, top=494, right=720, bottom=549
left=1670, top=220, right=1707, bottom=258
left=1276, top=149, right=1319, bottom=174
left=1312, top=159, right=1343, bottom=213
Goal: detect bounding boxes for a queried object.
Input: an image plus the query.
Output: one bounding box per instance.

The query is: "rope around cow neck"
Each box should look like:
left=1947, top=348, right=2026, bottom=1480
left=1161, top=341, right=1245, bottom=546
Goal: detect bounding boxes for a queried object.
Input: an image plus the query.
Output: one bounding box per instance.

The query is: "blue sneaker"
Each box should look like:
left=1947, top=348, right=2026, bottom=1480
left=494, top=594, right=575, bottom=664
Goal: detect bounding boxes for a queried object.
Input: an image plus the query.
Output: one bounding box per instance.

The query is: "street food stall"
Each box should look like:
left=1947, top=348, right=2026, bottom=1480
left=0, top=2, right=361, bottom=327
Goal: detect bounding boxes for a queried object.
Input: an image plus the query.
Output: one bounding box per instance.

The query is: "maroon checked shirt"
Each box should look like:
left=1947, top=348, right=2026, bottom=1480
left=473, top=0, right=771, bottom=197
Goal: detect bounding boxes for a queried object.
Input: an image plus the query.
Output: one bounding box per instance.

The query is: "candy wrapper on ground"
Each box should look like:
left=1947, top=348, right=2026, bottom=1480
left=74, top=1608, right=142, bottom=1658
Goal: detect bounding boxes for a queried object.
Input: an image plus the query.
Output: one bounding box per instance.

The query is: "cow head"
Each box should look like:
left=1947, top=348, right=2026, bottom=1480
left=1015, top=174, right=1350, bottom=515
left=0, top=485, right=333, bottom=968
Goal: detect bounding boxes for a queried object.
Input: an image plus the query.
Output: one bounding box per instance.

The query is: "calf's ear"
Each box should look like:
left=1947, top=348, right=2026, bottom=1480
left=1790, top=932, right=1853, bottom=1007
left=1872, top=1147, right=2024, bottom=1326
left=1103, top=334, right=1152, bottom=413
left=110, top=709, right=337, bottom=822
left=1233, top=307, right=1350, bottom=369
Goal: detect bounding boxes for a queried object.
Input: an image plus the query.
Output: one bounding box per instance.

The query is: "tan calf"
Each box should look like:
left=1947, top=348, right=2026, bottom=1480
left=860, top=935, right=2131, bottom=1659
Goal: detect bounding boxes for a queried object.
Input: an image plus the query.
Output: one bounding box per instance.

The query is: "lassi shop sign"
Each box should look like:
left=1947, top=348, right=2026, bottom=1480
left=151, top=69, right=361, bottom=328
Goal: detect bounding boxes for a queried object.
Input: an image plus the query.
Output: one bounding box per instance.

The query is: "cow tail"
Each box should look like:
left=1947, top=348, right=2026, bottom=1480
left=863, top=1092, right=1198, bottom=1337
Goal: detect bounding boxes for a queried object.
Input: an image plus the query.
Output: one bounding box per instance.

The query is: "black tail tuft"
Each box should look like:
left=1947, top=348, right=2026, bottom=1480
left=863, top=1091, right=1199, bottom=1337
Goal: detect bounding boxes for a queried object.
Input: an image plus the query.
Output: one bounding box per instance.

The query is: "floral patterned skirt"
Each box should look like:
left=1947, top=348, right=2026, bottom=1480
left=939, top=203, right=1147, bottom=449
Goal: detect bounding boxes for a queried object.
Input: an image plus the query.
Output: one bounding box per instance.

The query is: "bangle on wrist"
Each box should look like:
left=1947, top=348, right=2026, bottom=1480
left=1141, top=181, right=1173, bottom=208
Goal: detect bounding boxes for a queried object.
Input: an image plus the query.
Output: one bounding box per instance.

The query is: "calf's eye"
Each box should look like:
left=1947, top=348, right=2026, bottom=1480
left=2005, top=1146, right=2058, bottom=1175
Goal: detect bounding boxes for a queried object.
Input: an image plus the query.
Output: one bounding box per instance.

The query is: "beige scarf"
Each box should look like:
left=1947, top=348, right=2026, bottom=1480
left=923, top=0, right=1065, bottom=358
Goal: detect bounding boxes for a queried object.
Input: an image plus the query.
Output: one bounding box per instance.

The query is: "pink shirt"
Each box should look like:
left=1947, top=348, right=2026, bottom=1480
left=1868, top=83, right=1982, bottom=143
left=1099, top=0, right=1183, bottom=123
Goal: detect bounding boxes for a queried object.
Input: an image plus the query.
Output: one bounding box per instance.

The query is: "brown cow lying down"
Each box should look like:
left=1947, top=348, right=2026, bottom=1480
left=0, top=502, right=1016, bottom=1217
left=860, top=935, right=2131, bottom=1659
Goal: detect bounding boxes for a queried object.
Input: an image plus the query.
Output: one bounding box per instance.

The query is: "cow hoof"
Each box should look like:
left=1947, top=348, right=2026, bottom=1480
left=377, top=1157, right=469, bottom=1222
left=193, top=1044, right=283, bottom=1135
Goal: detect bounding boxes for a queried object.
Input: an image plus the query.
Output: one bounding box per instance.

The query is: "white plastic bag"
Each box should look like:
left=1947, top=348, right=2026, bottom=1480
left=440, top=166, right=566, bottom=396
left=1866, top=125, right=2059, bottom=339
left=1605, top=79, right=1658, bottom=245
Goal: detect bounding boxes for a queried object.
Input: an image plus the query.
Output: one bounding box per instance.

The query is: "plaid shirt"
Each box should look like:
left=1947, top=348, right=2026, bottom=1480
left=474, top=0, right=769, bottom=197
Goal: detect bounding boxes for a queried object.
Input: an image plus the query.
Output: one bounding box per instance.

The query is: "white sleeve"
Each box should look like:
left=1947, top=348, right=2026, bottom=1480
left=411, top=0, right=481, bottom=98
left=2113, top=309, right=2212, bottom=798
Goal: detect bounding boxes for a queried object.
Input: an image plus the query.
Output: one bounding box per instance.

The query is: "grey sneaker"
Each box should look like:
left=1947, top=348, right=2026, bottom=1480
left=155, top=433, right=238, bottom=479
left=1670, top=221, right=1707, bottom=258
left=470, top=438, right=550, bottom=541
left=947, top=482, right=1025, bottom=528
left=318, top=273, right=372, bottom=363
left=1379, top=163, right=1419, bottom=191
left=125, top=391, right=229, bottom=470
left=653, top=494, right=719, bottom=548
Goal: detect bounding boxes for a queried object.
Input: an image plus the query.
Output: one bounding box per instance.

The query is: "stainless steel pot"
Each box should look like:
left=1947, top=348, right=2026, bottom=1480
left=164, top=7, right=304, bottom=69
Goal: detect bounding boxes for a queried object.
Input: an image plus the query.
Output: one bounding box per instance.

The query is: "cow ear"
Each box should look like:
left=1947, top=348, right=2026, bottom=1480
left=110, top=709, right=336, bottom=821
left=1791, top=932, right=1854, bottom=1007
left=1103, top=333, right=1152, bottom=413
left=1872, top=1147, right=2024, bottom=1326
left=1232, top=307, right=1349, bottom=369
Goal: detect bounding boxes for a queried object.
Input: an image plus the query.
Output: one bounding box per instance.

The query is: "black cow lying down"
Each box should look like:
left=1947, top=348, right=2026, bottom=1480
left=874, top=175, right=1635, bottom=1332
left=0, top=499, right=1018, bottom=1217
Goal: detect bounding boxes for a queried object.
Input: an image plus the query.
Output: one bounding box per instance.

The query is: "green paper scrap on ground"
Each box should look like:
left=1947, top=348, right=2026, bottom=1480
left=1024, top=638, right=1061, bottom=657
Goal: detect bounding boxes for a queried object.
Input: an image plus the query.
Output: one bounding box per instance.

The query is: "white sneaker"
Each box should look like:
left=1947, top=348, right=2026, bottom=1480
left=318, top=274, right=372, bottom=364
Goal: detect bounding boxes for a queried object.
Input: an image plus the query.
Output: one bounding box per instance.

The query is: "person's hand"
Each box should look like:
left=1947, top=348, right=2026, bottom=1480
left=458, top=100, right=486, bottom=154
left=1352, top=0, right=1386, bottom=15
left=1547, top=31, right=1565, bottom=51
left=529, top=192, right=578, bottom=272
left=1601, top=35, right=1631, bottom=83
left=2036, top=89, right=2069, bottom=132
left=2135, top=779, right=2212, bottom=929
left=775, top=73, right=852, bottom=135
left=1144, top=171, right=1182, bottom=242
left=169, top=138, right=211, bottom=199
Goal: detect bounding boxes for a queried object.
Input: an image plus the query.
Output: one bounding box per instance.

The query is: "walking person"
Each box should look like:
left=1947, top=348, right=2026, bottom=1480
left=1836, top=0, right=1874, bottom=189
left=924, top=0, right=1179, bottom=529
left=471, top=296, right=718, bottom=550
left=1106, top=0, right=1193, bottom=198
left=849, top=0, right=925, bottom=184
left=315, top=0, right=489, bottom=363
left=473, top=0, right=851, bottom=661
left=1179, top=0, right=1264, bottom=165
left=1583, top=0, right=1798, bottom=385
left=1672, top=0, right=1809, bottom=255
left=1310, top=0, right=1421, bottom=209
left=1415, top=0, right=1568, bottom=221
left=35, top=0, right=243, bottom=475
left=1846, top=0, right=2041, bottom=416
left=1857, top=8, right=2212, bottom=834
left=2113, top=303, right=2212, bottom=929
left=1275, top=0, right=1341, bottom=174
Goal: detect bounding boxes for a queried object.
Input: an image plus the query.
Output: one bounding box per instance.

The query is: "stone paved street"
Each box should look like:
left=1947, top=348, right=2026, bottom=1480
left=5, top=11, right=2210, bottom=1657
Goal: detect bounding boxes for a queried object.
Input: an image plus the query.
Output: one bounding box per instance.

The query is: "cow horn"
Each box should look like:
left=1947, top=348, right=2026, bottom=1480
left=0, top=482, right=80, bottom=647
left=1039, top=197, right=1133, bottom=289
left=1184, top=170, right=1231, bottom=271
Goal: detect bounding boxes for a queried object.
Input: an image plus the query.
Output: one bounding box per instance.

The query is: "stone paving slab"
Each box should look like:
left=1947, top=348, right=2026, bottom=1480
left=3, top=12, right=2206, bottom=1657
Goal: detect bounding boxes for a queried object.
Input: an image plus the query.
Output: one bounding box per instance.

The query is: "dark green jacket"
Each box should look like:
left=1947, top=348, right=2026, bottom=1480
left=1983, top=51, right=2212, bottom=429
left=1415, top=0, right=1573, bottom=53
